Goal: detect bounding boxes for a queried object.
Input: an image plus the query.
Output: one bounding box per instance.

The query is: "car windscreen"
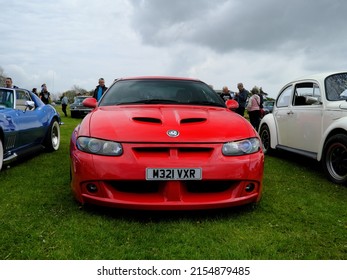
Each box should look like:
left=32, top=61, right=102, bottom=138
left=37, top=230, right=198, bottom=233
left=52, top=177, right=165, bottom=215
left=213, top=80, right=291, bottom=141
left=325, top=73, right=347, bottom=101
left=99, top=79, right=226, bottom=108
left=74, top=97, right=87, bottom=103
left=0, top=89, right=14, bottom=108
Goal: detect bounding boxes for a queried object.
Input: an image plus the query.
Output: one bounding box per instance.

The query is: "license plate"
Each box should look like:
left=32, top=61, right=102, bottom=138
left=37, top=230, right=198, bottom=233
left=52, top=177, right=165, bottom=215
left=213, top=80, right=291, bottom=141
left=146, top=168, right=202, bottom=180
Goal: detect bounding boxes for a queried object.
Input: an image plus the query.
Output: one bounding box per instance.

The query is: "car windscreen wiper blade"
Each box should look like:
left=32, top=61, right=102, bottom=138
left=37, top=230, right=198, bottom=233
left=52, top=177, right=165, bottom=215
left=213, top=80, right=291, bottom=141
left=117, top=99, right=179, bottom=105
left=190, top=101, right=225, bottom=107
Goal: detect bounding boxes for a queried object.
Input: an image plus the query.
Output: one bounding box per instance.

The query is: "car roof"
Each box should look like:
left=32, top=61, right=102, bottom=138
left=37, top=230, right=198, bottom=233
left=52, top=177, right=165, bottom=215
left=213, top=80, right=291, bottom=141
left=114, top=76, right=202, bottom=82
left=291, top=71, right=347, bottom=83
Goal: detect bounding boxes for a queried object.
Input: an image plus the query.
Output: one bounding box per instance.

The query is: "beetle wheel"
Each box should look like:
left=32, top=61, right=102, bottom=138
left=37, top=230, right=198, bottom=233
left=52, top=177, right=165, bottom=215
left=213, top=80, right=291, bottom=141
left=259, top=124, right=272, bottom=154
left=322, top=134, right=347, bottom=184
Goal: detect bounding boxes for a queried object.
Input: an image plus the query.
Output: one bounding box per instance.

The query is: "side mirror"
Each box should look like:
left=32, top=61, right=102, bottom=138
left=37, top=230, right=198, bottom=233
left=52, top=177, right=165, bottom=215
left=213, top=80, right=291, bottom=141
left=83, top=97, right=97, bottom=108
left=25, top=100, right=35, bottom=110
left=226, top=99, right=239, bottom=111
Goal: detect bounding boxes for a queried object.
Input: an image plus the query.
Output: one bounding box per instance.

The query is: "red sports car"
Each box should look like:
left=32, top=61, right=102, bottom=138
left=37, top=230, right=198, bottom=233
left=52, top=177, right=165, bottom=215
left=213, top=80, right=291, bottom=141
left=70, top=77, right=264, bottom=210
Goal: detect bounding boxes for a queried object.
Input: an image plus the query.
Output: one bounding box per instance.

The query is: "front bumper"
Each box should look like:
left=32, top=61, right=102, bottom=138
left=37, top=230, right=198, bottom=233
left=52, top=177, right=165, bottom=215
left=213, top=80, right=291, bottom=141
left=70, top=142, right=264, bottom=210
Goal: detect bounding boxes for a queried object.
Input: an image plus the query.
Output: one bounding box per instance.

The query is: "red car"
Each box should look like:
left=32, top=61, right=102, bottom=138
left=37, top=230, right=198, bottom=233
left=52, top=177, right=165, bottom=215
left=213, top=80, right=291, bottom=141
left=70, top=77, right=264, bottom=210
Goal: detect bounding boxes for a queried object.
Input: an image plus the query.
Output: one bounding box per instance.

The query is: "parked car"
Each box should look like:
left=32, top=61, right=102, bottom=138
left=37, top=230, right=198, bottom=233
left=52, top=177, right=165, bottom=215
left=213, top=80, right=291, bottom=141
left=70, top=76, right=264, bottom=210
left=259, top=71, right=347, bottom=184
left=0, top=87, right=61, bottom=170
left=70, top=96, right=92, bottom=118
left=262, top=100, right=275, bottom=115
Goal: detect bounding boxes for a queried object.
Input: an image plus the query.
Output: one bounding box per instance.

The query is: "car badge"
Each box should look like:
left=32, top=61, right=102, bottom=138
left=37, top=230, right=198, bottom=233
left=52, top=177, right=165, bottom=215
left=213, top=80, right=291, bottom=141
left=167, top=130, right=180, bottom=137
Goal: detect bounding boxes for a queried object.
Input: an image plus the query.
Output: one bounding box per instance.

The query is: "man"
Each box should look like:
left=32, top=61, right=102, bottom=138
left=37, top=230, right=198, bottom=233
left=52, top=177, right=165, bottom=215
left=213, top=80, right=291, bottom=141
left=61, top=93, right=69, bottom=117
left=234, top=83, right=249, bottom=116
left=5, top=77, right=18, bottom=88
left=220, top=86, right=234, bottom=101
left=32, top=88, right=38, bottom=96
left=39, top=83, right=51, bottom=104
left=93, top=78, right=108, bottom=101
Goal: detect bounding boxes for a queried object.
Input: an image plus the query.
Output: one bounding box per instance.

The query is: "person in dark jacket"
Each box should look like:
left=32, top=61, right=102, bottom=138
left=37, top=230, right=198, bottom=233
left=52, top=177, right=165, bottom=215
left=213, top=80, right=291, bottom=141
left=234, top=82, right=249, bottom=116
left=93, top=78, right=108, bottom=101
left=5, top=77, right=18, bottom=88
left=39, top=83, right=51, bottom=104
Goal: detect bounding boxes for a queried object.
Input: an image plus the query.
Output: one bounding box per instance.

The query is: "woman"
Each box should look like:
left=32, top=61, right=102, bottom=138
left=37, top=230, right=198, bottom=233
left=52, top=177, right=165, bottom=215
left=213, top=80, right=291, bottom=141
left=246, top=86, right=261, bottom=131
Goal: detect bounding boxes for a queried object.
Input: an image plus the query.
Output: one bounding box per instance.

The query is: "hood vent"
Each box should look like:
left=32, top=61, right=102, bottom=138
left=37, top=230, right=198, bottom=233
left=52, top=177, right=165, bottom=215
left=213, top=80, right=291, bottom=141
left=133, top=117, right=162, bottom=124
left=180, top=118, right=207, bottom=124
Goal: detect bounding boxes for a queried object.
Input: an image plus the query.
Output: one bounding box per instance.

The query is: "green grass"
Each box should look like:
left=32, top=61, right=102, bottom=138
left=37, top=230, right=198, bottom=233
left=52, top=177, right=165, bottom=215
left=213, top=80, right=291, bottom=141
left=0, top=107, right=346, bottom=260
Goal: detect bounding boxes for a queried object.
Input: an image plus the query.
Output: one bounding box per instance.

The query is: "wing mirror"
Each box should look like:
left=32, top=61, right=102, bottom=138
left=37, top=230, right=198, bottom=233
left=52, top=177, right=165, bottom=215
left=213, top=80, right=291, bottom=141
left=25, top=100, right=35, bottom=111
left=226, top=99, right=239, bottom=111
left=82, top=97, right=97, bottom=108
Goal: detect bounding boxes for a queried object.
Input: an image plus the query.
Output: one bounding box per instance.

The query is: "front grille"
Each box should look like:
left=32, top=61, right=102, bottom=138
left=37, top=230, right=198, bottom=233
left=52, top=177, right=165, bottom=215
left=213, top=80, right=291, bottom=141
left=185, top=181, right=231, bottom=193
left=108, top=180, right=232, bottom=194
left=132, top=147, right=214, bottom=158
left=109, top=181, right=160, bottom=193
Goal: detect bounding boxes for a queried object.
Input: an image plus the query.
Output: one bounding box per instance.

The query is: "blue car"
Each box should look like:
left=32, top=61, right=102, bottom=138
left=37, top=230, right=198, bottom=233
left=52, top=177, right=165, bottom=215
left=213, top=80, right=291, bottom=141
left=0, top=87, right=61, bottom=170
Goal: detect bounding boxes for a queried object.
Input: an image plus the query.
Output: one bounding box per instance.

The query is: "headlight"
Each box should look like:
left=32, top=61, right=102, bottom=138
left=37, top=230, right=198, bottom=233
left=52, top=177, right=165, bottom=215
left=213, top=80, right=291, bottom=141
left=77, top=137, right=123, bottom=156
left=222, top=138, right=260, bottom=156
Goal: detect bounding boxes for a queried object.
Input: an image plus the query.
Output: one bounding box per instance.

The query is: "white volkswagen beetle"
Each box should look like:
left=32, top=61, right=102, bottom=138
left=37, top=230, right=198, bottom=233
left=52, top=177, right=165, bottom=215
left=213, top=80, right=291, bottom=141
left=259, top=71, right=347, bottom=184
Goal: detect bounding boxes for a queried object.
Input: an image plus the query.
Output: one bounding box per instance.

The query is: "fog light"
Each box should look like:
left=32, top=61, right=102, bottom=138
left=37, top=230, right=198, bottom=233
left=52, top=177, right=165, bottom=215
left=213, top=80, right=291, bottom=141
left=86, top=183, right=98, bottom=193
left=245, top=183, right=255, bottom=192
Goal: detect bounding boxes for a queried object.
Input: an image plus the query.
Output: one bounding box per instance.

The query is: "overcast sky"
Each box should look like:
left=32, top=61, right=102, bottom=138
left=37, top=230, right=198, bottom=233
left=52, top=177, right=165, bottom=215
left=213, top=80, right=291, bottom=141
left=1, top=0, right=347, bottom=98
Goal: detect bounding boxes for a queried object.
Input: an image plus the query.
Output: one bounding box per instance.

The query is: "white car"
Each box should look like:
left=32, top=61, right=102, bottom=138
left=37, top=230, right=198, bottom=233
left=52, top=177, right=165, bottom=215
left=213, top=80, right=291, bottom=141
left=259, top=71, right=347, bottom=184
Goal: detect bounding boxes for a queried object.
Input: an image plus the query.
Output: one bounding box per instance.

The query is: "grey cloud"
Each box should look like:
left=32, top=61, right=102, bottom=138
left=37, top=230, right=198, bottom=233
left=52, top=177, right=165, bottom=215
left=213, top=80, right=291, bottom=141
left=129, top=0, right=347, bottom=55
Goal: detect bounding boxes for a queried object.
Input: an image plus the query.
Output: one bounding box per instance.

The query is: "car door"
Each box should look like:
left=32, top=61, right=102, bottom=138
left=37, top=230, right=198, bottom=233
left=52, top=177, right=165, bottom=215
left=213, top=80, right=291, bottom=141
left=274, top=85, right=293, bottom=147
left=286, top=82, right=323, bottom=153
left=14, top=89, right=44, bottom=147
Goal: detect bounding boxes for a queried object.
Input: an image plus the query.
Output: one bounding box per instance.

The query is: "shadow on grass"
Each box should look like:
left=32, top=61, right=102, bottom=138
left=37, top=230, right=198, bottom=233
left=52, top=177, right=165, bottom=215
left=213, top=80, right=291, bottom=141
left=266, top=149, right=324, bottom=177
left=2, top=147, right=53, bottom=170
left=80, top=202, right=259, bottom=223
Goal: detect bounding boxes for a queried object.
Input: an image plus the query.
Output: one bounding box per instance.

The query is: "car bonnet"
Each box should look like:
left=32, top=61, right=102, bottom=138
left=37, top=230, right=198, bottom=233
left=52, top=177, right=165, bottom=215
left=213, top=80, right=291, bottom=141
left=83, top=105, right=254, bottom=143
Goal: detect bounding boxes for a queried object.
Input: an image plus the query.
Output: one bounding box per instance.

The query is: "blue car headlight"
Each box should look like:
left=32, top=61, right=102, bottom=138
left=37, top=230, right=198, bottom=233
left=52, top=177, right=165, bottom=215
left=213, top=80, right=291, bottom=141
left=77, top=137, right=123, bottom=156
left=222, top=138, right=260, bottom=156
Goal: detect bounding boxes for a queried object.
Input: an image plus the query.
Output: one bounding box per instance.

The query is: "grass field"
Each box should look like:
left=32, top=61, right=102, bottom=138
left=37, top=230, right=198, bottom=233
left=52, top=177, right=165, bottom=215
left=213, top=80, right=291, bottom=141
left=0, top=107, right=346, bottom=260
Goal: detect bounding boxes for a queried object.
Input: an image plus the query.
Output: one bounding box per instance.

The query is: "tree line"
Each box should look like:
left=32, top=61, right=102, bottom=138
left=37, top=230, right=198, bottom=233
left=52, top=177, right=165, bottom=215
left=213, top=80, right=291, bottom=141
left=0, top=66, right=92, bottom=103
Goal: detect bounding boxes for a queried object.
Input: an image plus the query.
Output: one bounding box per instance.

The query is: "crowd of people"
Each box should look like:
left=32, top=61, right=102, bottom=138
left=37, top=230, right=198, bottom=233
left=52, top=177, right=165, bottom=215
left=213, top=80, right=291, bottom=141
left=3, top=77, right=52, bottom=105
left=3, top=76, right=266, bottom=130
left=218, top=82, right=266, bottom=131
left=1, top=76, right=108, bottom=117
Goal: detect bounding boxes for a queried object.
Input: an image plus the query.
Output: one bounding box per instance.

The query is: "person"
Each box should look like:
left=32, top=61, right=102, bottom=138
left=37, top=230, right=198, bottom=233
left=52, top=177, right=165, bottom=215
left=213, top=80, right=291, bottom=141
left=258, top=87, right=266, bottom=118
left=32, top=88, right=38, bottom=96
left=61, top=93, right=69, bottom=117
left=5, top=77, right=18, bottom=88
left=234, top=83, right=249, bottom=116
left=246, top=86, right=261, bottom=131
left=220, top=86, right=234, bottom=101
left=39, top=83, right=51, bottom=104
left=258, top=87, right=266, bottom=108
left=93, top=78, right=108, bottom=101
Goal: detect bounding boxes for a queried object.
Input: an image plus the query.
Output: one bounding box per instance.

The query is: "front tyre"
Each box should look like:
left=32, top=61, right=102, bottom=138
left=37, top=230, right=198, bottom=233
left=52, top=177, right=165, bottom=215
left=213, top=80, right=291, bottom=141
left=322, top=134, right=347, bottom=184
left=44, top=119, right=60, bottom=151
left=259, top=124, right=272, bottom=155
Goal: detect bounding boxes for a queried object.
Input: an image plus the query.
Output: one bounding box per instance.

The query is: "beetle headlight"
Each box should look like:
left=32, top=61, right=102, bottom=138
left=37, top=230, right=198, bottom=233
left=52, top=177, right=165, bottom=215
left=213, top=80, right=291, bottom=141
left=77, top=137, right=123, bottom=156
left=222, top=138, right=260, bottom=156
